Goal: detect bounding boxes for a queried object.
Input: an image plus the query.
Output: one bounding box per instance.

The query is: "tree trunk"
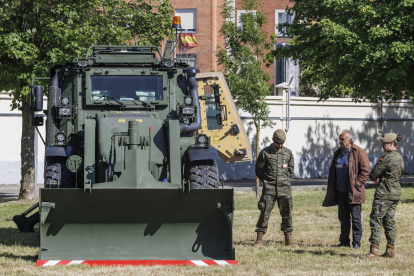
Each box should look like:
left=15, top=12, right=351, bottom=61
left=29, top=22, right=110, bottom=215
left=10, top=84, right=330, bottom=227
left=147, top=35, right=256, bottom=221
left=19, top=98, right=37, bottom=200
left=255, top=123, right=260, bottom=198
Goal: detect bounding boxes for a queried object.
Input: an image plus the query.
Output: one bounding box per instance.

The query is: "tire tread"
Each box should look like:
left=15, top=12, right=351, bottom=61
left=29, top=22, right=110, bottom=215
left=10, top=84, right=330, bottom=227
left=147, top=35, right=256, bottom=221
left=188, top=160, right=219, bottom=189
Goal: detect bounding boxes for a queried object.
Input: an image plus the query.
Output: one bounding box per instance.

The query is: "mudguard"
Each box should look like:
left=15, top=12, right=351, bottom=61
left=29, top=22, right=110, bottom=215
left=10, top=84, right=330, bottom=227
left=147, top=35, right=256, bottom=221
left=187, top=146, right=218, bottom=162
left=45, top=145, right=73, bottom=157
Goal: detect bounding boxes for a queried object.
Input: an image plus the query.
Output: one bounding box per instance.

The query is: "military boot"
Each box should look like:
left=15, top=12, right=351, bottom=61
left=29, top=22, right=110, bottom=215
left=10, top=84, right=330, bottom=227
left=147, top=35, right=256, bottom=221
left=360, top=244, right=380, bottom=260
left=254, top=232, right=264, bottom=247
left=284, top=231, right=292, bottom=246
left=381, top=244, right=395, bottom=258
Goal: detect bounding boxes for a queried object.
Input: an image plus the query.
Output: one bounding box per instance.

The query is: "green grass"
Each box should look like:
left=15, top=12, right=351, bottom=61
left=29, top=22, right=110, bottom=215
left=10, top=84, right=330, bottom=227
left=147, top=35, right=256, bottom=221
left=1, top=188, right=414, bottom=275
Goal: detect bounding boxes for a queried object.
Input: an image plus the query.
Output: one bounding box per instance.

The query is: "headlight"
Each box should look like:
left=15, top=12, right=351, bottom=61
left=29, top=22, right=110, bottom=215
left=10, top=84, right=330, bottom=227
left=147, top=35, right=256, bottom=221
left=184, top=97, right=192, bottom=105
left=55, top=133, right=67, bottom=146
left=61, top=97, right=69, bottom=105
left=164, top=61, right=175, bottom=68
left=59, top=108, right=72, bottom=115
left=196, top=134, right=209, bottom=148
left=56, top=134, right=65, bottom=142
left=198, top=135, right=206, bottom=143
left=78, top=60, right=88, bottom=67
left=182, top=107, right=195, bottom=114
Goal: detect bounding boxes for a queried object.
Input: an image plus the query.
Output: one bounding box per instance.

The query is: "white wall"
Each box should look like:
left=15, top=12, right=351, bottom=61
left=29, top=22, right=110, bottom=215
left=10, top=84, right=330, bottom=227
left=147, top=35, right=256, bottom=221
left=218, top=91, right=414, bottom=180
left=0, top=92, right=46, bottom=184
left=1, top=91, right=414, bottom=184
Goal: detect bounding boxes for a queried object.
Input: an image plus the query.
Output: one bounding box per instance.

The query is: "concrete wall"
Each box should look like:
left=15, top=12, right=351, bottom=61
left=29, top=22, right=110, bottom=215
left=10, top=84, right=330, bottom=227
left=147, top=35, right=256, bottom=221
left=218, top=91, right=414, bottom=180
left=1, top=91, right=414, bottom=184
left=0, top=92, right=46, bottom=184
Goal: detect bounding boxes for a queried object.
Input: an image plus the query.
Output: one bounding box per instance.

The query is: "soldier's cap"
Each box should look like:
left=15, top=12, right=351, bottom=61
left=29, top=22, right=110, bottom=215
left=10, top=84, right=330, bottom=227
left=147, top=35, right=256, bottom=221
left=380, top=133, right=397, bottom=143
left=273, top=129, right=286, bottom=142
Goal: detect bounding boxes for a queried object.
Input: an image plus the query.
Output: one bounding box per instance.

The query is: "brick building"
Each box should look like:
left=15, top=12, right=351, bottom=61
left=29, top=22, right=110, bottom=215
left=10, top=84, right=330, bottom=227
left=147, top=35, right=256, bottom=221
left=169, top=0, right=295, bottom=94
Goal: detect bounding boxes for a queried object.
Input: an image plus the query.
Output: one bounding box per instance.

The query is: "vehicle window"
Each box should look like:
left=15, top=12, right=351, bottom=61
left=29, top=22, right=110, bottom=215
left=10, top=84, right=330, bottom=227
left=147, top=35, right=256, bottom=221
left=204, top=84, right=223, bottom=130
left=90, top=75, right=163, bottom=101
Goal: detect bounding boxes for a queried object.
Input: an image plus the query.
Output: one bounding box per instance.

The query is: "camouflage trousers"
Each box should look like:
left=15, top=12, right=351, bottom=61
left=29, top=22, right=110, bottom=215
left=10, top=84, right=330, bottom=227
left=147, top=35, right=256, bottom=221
left=256, top=186, right=293, bottom=233
left=369, top=199, right=399, bottom=246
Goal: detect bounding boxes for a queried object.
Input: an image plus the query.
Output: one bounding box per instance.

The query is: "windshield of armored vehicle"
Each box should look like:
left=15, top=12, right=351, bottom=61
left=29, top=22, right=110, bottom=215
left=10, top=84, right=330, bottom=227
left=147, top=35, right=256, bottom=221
left=90, top=75, right=163, bottom=101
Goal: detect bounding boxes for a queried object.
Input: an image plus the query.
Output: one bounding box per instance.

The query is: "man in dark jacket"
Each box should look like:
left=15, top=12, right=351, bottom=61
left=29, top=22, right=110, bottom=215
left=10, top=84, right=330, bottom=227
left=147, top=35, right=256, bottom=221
left=323, top=129, right=370, bottom=249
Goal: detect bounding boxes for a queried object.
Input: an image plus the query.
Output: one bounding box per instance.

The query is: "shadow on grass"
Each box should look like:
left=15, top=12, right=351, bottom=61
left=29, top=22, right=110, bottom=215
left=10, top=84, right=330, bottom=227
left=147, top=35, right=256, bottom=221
left=0, top=227, right=39, bottom=248
left=400, top=198, right=414, bottom=204
left=0, top=198, right=18, bottom=204
left=0, top=252, right=37, bottom=263
left=297, top=242, right=329, bottom=248
left=282, top=248, right=351, bottom=257
left=236, top=240, right=354, bottom=257
left=234, top=240, right=284, bottom=246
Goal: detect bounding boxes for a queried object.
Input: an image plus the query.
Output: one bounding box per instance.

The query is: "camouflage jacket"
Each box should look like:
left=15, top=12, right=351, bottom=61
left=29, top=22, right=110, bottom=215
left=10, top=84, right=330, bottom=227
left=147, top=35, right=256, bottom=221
left=369, top=150, right=404, bottom=201
left=256, top=145, right=294, bottom=197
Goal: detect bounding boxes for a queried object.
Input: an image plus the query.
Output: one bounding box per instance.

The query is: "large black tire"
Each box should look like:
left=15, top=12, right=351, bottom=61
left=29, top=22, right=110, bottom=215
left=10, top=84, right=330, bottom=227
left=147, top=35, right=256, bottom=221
left=188, top=160, right=219, bottom=189
left=45, top=157, right=75, bottom=188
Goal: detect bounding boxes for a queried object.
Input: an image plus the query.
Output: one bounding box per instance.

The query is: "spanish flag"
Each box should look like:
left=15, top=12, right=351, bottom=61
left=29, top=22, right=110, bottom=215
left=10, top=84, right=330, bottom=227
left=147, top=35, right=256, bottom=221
left=181, top=33, right=197, bottom=47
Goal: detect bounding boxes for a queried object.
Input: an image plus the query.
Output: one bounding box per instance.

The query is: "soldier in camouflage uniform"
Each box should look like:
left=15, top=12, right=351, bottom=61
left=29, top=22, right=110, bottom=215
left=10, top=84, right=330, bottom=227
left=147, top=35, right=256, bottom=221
left=361, top=133, right=404, bottom=260
left=254, top=129, right=294, bottom=247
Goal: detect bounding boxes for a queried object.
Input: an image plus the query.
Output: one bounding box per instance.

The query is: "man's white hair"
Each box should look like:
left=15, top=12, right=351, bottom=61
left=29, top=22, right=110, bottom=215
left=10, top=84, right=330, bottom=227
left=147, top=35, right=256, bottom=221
left=340, top=129, right=355, bottom=142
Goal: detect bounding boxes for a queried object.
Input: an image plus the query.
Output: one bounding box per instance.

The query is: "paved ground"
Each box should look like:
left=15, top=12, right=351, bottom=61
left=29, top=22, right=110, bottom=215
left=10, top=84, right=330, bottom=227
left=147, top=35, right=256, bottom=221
left=2, top=175, right=414, bottom=198
left=0, top=185, right=40, bottom=199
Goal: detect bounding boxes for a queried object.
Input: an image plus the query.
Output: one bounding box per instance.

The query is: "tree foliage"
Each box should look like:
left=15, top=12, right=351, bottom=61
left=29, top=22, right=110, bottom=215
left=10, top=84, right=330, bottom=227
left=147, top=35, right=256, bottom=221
left=274, top=0, right=414, bottom=102
left=0, top=0, right=173, bottom=199
left=0, top=0, right=173, bottom=106
left=217, top=0, right=275, bottom=196
left=217, top=0, right=275, bottom=130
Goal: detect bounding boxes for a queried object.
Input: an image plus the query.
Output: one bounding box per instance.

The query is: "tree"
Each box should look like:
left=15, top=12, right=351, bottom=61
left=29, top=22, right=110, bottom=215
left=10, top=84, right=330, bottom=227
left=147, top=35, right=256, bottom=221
left=274, top=0, right=414, bottom=102
left=0, top=0, right=173, bottom=200
left=217, top=0, right=275, bottom=197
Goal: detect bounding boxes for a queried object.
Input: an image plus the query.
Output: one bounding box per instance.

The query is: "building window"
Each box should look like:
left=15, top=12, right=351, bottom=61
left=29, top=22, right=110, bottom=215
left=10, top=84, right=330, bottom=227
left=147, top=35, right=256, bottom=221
left=275, top=10, right=293, bottom=37
left=274, top=43, right=300, bottom=96
left=176, top=54, right=197, bottom=68
left=236, top=10, right=256, bottom=28
left=175, top=9, right=197, bottom=33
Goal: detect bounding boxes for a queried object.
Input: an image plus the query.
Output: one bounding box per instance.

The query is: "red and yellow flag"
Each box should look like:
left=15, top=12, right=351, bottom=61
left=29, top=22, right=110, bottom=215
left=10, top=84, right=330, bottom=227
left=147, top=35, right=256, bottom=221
left=181, top=33, right=197, bottom=47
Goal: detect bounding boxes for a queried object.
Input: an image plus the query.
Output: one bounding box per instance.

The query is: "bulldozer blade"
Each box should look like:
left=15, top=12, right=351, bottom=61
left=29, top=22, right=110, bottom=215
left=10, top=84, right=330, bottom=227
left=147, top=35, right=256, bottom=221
left=38, top=188, right=235, bottom=261
left=37, top=260, right=237, bottom=267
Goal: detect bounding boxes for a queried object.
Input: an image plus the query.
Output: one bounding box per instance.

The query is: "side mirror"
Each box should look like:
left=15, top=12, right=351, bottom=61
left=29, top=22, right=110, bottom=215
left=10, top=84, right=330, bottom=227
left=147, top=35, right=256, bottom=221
left=29, top=85, right=44, bottom=126
left=34, top=85, right=43, bottom=111
left=30, top=85, right=43, bottom=111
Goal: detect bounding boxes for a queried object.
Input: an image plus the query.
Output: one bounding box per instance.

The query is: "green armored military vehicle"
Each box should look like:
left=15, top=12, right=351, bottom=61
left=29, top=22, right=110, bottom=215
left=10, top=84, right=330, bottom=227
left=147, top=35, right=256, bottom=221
left=20, top=39, right=252, bottom=264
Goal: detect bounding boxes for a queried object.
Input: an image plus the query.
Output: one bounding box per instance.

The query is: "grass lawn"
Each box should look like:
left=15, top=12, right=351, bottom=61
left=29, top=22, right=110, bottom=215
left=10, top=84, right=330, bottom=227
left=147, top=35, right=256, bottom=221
left=1, top=188, right=413, bottom=275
